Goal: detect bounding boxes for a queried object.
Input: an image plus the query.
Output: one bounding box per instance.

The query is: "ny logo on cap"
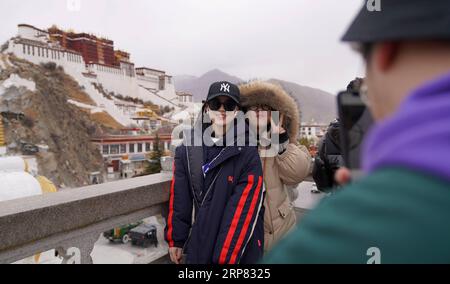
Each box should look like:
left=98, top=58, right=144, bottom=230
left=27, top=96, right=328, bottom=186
left=220, top=83, right=230, bottom=93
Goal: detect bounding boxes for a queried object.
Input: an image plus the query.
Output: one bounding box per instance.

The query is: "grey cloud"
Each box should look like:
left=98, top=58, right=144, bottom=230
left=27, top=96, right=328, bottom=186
left=0, top=0, right=365, bottom=94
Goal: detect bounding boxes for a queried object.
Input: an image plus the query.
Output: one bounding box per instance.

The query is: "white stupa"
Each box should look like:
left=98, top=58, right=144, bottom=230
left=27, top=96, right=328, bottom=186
left=0, top=156, right=60, bottom=264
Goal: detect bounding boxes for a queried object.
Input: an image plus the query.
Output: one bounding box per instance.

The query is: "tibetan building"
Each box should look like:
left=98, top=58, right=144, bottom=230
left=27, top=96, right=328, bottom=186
left=47, top=25, right=120, bottom=67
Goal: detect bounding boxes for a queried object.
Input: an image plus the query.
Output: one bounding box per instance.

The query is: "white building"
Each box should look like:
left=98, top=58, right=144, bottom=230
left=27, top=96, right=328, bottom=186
left=4, top=24, right=179, bottom=126
left=171, top=102, right=203, bottom=125
left=300, top=121, right=328, bottom=140
left=135, top=67, right=179, bottom=108
left=91, top=132, right=172, bottom=178
left=176, top=92, right=193, bottom=105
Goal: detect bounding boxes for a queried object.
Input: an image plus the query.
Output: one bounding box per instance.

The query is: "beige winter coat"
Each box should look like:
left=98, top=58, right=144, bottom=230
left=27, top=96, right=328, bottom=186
left=240, top=81, right=311, bottom=252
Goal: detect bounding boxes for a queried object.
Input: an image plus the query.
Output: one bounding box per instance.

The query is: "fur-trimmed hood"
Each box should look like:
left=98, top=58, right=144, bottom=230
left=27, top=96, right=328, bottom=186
left=239, top=81, right=300, bottom=143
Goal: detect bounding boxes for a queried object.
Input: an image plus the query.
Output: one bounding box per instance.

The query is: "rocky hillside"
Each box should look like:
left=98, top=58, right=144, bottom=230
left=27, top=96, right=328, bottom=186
left=0, top=54, right=114, bottom=188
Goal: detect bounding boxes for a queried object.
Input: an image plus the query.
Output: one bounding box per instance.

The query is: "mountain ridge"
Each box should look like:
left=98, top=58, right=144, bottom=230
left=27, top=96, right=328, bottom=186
left=174, top=69, right=337, bottom=123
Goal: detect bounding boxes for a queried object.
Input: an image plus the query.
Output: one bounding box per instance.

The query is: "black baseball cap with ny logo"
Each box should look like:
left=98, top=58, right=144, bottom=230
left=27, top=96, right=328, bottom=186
left=206, top=81, right=240, bottom=104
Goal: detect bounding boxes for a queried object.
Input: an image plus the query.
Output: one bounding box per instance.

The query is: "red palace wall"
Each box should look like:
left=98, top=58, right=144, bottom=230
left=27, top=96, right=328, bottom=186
left=49, top=28, right=117, bottom=66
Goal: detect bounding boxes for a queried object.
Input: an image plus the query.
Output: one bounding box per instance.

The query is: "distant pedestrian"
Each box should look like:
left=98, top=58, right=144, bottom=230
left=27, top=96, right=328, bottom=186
left=312, top=119, right=343, bottom=193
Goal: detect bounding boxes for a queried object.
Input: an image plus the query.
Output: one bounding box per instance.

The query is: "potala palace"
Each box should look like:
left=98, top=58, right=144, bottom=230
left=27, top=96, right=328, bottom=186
left=4, top=24, right=196, bottom=126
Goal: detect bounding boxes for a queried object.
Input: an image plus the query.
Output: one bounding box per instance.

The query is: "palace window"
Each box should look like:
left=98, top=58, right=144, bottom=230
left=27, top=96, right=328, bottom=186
left=120, top=144, right=126, bottom=154
left=129, top=143, right=135, bottom=153
left=159, top=76, right=165, bottom=90
left=110, top=144, right=120, bottom=155
left=102, top=145, right=109, bottom=155
left=137, top=143, right=143, bottom=153
left=145, top=143, right=151, bottom=152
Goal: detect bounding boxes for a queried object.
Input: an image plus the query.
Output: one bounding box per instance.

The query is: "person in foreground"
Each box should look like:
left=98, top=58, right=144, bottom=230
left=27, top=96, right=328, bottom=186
left=165, top=81, right=264, bottom=264
left=264, top=0, right=450, bottom=263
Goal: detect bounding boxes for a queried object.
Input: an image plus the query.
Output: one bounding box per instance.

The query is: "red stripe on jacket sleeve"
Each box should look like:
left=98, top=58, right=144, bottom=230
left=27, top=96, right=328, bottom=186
left=218, top=175, right=255, bottom=264
left=229, top=176, right=263, bottom=264
left=166, top=161, right=176, bottom=247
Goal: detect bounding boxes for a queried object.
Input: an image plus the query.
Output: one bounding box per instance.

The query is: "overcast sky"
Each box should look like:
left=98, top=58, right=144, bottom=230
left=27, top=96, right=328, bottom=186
left=0, top=0, right=365, bottom=94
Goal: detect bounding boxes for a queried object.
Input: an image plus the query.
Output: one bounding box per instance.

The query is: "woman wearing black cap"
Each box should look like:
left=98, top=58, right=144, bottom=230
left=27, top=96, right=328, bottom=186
left=165, top=81, right=265, bottom=264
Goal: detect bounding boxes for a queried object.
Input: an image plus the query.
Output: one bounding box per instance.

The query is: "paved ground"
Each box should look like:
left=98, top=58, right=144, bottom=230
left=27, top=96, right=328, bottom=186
left=294, top=181, right=326, bottom=221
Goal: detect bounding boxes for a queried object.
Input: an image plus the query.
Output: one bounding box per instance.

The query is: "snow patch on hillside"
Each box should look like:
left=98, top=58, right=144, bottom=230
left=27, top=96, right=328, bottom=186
left=68, top=99, right=103, bottom=114
left=0, top=74, right=36, bottom=94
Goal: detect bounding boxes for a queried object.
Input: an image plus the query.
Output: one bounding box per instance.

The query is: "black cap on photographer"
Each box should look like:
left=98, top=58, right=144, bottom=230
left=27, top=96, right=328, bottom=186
left=206, top=81, right=240, bottom=104
left=342, top=0, right=450, bottom=43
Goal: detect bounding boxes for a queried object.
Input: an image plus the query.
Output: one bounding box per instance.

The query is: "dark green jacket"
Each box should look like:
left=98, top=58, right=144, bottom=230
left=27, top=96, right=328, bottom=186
left=263, top=168, right=450, bottom=264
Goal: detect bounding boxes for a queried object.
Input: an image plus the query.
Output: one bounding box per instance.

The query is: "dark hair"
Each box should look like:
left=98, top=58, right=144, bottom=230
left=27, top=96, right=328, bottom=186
left=346, top=77, right=364, bottom=94
left=360, top=42, right=375, bottom=62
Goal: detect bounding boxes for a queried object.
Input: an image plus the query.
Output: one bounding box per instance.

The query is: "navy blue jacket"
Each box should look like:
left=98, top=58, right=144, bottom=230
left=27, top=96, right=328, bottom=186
left=165, top=119, right=264, bottom=264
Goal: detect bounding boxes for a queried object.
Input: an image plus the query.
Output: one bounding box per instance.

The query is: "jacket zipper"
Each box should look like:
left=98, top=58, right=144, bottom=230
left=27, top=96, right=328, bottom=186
left=200, top=167, right=223, bottom=207
left=182, top=165, right=223, bottom=256
left=183, top=144, right=224, bottom=254
left=185, top=145, right=200, bottom=209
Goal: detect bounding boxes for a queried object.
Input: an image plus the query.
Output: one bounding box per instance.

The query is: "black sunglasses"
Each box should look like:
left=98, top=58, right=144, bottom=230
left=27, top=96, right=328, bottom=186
left=207, top=98, right=239, bottom=111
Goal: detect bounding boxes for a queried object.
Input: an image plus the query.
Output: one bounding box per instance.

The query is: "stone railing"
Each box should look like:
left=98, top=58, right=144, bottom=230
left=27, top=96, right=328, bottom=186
left=0, top=172, right=172, bottom=264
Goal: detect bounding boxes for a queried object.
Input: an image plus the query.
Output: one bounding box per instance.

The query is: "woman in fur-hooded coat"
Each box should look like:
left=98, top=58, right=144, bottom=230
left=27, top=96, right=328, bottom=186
left=239, top=81, right=312, bottom=252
